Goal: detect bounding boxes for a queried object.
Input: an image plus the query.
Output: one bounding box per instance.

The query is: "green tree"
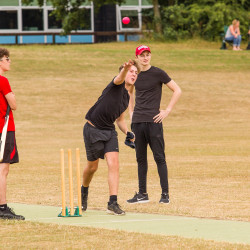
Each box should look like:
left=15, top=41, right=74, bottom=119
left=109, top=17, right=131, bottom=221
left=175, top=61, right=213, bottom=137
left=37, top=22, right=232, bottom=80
left=22, top=0, right=125, bottom=34
left=153, top=0, right=163, bottom=35
left=160, top=1, right=249, bottom=41
left=22, top=0, right=168, bottom=36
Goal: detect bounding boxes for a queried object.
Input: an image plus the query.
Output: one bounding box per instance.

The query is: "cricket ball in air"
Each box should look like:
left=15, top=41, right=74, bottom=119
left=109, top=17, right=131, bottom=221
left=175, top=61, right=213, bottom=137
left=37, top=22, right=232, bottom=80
left=122, top=17, right=130, bottom=25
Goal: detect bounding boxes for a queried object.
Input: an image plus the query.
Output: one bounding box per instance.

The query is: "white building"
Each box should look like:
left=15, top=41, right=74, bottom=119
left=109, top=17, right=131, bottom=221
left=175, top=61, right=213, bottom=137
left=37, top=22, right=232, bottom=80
left=0, top=0, right=153, bottom=44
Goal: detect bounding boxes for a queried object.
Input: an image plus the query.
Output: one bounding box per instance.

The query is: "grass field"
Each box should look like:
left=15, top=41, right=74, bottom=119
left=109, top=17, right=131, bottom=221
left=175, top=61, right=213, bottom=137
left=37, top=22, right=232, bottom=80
left=1, top=40, right=249, bottom=249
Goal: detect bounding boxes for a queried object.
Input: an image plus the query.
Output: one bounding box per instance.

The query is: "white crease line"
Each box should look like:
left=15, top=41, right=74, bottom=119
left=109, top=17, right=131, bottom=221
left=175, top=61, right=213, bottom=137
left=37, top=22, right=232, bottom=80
left=27, top=217, right=190, bottom=225
left=75, top=218, right=191, bottom=225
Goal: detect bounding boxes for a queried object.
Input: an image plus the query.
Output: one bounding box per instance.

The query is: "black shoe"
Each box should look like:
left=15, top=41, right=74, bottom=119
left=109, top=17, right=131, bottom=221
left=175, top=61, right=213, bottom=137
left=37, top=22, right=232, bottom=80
left=107, top=201, right=125, bottom=215
left=81, top=186, right=88, bottom=211
left=127, top=192, right=149, bottom=204
left=159, top=193, right=170, bottom=204
left=0, top=207, right=25, bottom=220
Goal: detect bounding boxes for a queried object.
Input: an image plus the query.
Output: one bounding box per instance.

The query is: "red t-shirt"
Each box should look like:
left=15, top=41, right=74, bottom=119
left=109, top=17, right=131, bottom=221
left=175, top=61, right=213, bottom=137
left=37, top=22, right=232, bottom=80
left=0, top=75, right=15, bottom=132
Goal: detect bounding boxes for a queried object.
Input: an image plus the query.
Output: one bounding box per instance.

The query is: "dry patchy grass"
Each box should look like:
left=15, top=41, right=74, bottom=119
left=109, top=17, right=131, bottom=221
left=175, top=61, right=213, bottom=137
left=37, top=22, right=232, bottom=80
left=0, top=220, right=248, bottom=250
left=1, top=41, right=249, bottom=248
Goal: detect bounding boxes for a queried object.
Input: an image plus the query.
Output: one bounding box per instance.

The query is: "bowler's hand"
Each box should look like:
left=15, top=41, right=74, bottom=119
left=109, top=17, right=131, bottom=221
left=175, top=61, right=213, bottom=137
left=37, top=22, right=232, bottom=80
left=153, top=110, right=170, bottom=123
left=123, top=60, right=134, bottom=71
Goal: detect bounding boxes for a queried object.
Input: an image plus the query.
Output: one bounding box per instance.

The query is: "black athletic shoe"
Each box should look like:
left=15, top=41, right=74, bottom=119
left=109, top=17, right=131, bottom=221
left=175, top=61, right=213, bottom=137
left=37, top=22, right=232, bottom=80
left=159, top=193, right=170, bottom=204
left=81, top=186, right=88, bottom=211
left=0, top=207, right=25, bottom=220
left=107, top=201, right=125, bottom=215
left=127, top=192, right=149, bottom=204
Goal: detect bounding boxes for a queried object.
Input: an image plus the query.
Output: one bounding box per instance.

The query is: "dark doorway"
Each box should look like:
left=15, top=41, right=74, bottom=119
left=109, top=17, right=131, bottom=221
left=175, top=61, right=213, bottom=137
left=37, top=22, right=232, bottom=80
left=94, top=4, right=117, bottom=43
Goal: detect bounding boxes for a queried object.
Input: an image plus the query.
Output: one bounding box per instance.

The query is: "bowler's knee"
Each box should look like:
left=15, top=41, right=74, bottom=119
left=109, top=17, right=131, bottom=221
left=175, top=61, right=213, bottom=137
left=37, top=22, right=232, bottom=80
left=86, top=161, right=98, bottom=173
left=107, top=159, right=119, bottom=171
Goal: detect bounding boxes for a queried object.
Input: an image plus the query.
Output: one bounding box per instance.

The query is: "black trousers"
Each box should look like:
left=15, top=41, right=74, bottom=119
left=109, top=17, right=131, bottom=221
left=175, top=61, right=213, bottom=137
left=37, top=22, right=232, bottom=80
left=132, top=122, right=169, bottom=194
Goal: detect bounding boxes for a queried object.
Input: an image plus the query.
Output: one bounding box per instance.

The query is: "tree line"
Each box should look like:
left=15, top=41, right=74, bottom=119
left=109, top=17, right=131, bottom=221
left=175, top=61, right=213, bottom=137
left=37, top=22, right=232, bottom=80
left=154, top=0, right=249, bottom=41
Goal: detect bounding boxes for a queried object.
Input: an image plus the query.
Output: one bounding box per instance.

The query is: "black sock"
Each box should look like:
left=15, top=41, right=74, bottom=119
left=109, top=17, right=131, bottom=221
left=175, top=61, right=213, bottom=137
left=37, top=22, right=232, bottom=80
left=81, top=185, right=89, bottom=194
left=0, top=204, right=7, bottom=210
left=109, top=195, right=117, bottom=204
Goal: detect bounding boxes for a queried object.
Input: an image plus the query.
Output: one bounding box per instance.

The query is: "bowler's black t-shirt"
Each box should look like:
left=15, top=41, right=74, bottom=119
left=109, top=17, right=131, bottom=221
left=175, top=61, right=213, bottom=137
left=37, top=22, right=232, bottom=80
left=85, top=79, right=129, bottom=130
left=132, top=66, right=171, bottom=123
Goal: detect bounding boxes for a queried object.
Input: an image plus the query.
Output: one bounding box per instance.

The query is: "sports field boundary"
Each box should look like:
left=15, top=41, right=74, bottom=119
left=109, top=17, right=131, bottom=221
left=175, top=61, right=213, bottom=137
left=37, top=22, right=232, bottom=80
left=9, top=203, right=250, bottom=245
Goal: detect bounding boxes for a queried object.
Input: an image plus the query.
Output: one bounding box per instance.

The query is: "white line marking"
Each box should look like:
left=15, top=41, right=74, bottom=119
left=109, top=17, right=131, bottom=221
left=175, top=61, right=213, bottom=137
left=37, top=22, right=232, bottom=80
left=27, top=217, right=190, bottom=225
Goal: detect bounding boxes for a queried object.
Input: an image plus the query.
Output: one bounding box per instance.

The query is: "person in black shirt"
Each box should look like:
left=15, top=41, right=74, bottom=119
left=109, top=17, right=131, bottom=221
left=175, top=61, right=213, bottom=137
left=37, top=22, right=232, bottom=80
left=127, top=45, right=182, bottom=204
left=82, top=60, right=140, bottom=215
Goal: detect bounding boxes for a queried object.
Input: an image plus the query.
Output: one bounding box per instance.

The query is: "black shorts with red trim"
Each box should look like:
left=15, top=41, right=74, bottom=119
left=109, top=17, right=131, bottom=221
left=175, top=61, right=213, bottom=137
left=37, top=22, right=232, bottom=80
left=0, top=131, right=19, bottom=164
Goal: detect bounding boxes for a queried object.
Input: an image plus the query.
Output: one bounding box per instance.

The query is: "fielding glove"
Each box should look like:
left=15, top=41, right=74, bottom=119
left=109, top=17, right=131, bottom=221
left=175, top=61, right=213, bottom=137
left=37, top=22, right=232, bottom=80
left=124, top=132, right=135, bottom=149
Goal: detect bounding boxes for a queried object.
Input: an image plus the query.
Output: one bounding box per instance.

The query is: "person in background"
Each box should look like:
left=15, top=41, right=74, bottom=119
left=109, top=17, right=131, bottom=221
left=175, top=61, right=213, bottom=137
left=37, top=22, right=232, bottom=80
left=127, top=45, right=182, bottom=204
left=0, top=48, right=25, bottom=220
left=246, top=28, right=250, bottom=50
left=225, top=19, right=242, bottom=51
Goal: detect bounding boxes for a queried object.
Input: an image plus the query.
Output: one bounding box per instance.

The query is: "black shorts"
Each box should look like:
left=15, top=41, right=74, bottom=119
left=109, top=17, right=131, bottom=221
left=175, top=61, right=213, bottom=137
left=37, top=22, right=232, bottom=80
left=0, top=131, right=19, bottom=164
left=83, top=122, right=119, bottom=162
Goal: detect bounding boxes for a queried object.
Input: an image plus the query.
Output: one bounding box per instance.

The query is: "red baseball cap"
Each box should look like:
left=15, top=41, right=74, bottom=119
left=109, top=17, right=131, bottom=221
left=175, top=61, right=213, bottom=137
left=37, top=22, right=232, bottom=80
left=135, top=45, right=151, bottom=56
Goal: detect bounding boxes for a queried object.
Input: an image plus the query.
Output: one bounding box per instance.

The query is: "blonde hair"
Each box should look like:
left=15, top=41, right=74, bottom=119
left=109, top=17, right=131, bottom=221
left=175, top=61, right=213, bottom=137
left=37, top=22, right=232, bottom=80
left=232, top=19, right=239, bottom=26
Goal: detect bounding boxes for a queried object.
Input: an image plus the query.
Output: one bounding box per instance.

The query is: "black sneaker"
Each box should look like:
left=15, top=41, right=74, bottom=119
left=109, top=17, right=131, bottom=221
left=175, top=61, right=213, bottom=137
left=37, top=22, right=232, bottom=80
left=107, top=201, right=125, bottom=215
left=81, top=186, right=88, bottom=211
left=159, top=193, right=170, bottom=204
left=0, top=207, right=25, bottom=220
left=127, top=192, right=149, bottom=204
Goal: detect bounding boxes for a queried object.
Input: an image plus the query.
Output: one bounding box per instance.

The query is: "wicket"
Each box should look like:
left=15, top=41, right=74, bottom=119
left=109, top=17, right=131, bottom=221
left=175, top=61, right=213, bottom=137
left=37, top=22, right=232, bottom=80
left=58, top=148, right=82, bottom=217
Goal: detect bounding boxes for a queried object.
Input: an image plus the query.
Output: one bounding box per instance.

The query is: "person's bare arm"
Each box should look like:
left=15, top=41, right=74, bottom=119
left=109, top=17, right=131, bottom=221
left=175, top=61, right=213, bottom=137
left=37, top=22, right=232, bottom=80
left=229, top=25, right=237, bottom=38
left=116, top=111, right=135, bottom=148
left=5, top=92, right=16, bottom=110
left=116, top=111, right=128, bottom=135
left=114, top=60, right=134, bottom=85
left=153, top=80, right=181, bottom=123
left=237, top=27, right=241, bottom=35
left=128, top=86, right=135, bottom=121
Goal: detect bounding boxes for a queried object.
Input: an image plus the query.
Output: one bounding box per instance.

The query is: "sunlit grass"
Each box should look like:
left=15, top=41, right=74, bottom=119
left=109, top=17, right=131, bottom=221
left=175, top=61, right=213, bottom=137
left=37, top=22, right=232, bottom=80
left=1, top=41, right=249, bottom=248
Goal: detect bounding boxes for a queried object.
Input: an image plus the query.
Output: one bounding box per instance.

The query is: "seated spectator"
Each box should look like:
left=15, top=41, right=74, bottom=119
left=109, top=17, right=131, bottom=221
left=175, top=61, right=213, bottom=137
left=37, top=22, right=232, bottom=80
left=246, top=28, right=250, bottom=50
left=225, top=19, right=242, bottom=51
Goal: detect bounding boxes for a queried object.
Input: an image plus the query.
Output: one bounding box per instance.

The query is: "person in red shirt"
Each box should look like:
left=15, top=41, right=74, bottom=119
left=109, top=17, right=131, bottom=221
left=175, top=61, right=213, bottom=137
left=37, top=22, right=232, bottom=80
left=0, top=48, right=24, bottom=220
